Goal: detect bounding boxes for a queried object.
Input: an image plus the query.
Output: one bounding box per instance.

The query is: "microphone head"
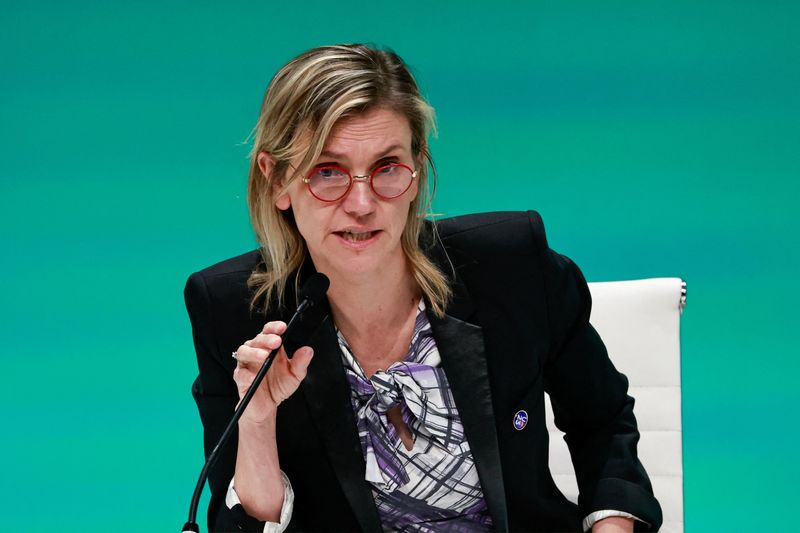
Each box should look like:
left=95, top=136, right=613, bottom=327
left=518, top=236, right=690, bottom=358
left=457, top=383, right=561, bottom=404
left=298, top=272, right=330, bottom=306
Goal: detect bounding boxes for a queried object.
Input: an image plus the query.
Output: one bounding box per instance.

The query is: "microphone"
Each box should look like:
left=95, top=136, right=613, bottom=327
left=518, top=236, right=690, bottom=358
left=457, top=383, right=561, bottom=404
left=182, top=273, right=330, bottom=533
left=283, top=272, right=331, bottom=359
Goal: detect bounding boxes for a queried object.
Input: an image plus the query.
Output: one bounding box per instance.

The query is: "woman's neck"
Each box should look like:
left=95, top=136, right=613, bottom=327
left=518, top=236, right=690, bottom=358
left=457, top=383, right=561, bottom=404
left=324, top=259, right=420, bottom=373
left=327, top=264, right=418, bottom=332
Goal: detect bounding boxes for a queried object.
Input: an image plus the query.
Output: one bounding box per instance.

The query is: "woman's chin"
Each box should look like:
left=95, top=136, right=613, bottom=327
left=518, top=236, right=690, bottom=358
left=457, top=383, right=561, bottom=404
left=326, top=251, right=399, bottom=281
left=331, top=256, right=384, bottom=279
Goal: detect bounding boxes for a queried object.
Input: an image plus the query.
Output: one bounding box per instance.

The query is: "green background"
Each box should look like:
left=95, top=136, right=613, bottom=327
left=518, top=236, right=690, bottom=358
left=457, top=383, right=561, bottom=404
left=1, top=1, right=797, bottom=531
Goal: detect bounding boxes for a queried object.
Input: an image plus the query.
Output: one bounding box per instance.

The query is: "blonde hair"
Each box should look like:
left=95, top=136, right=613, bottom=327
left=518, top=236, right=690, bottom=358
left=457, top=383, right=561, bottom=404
left=246, top=44, right=452, bottom=317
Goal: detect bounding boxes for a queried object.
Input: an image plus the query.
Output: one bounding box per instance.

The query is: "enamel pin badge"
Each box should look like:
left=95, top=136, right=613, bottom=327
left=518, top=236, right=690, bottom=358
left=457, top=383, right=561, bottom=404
left=513, top=410, right=528, bottom=431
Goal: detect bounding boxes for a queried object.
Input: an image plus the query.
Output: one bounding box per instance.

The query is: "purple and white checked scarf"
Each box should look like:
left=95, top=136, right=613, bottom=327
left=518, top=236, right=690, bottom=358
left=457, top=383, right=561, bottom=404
left=338, top=301, right=492, bottom=531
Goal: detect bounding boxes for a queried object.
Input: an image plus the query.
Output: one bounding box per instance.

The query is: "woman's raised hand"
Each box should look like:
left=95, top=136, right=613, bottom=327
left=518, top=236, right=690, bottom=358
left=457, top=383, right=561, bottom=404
left=232, top=320, right=314, bottom=424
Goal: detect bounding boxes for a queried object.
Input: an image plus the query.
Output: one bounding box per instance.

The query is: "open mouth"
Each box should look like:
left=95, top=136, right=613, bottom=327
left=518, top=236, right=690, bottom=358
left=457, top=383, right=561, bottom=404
left=334, top=230, right=379, bottom=243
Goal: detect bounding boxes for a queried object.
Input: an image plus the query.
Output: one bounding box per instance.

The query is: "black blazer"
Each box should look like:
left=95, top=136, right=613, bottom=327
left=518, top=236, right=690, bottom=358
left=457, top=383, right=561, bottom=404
left=185, top=211, right=663, bottom=532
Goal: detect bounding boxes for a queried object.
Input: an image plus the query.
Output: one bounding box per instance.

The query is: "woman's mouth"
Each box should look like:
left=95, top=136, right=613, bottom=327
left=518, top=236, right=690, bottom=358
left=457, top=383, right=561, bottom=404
left=340, top=231, right=374, bottom=242
left=333, top=230, right=381, bottom=248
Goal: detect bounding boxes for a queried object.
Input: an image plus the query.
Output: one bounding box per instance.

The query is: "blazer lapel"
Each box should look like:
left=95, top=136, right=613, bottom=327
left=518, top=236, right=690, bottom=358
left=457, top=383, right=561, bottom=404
left=302, top=308, right=509, bottom=532
left=301, top=311, right=382, bottom=532
left=427, top=278, right=510, bottom=532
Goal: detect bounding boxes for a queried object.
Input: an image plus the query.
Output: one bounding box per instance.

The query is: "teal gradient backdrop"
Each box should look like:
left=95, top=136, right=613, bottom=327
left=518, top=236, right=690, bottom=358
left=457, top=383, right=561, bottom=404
left=1, top=2, right=798, bottom=531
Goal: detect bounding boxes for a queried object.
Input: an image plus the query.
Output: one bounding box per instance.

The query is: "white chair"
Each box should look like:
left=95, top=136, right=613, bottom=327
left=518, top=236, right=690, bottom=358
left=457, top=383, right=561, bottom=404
left=546, top=278, right=686, bottom=533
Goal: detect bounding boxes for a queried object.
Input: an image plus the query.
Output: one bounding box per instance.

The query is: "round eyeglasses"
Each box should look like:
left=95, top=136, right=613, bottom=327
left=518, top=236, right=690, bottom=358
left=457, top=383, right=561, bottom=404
left=302, top=163, right=418, bottom=202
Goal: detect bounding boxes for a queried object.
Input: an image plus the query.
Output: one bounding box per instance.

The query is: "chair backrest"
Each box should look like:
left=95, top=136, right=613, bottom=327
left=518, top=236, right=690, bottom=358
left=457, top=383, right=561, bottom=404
left=545, top=277, right=685, bottom=533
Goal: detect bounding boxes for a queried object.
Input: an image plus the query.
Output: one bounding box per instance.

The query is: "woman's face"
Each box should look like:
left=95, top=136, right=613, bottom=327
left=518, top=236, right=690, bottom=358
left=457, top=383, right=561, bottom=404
left=267, top=107, right=419, bottom=281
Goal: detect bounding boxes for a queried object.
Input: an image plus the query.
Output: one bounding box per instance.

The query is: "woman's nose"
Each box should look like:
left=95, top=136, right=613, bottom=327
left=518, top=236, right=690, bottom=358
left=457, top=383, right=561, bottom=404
left=341, top=177, right=376, bottom=216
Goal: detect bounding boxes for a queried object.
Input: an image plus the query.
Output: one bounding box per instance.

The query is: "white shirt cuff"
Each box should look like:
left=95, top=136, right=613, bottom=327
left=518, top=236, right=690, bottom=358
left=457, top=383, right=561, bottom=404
left=583, top=509, right=647, bottom=531
left=225, top=472, right=294, bottom=533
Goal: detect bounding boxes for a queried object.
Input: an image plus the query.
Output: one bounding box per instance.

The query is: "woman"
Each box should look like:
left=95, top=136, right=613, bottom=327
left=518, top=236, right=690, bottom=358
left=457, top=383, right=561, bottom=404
left=185, top=44, right=662, bottom=532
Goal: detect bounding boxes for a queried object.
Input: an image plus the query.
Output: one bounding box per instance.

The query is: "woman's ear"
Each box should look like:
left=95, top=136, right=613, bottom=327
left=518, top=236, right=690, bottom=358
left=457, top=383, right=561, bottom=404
left=410, top=148, right=427, bottom=201
left=257, top=151, right=275, bottom=179
left=275, top=188, right=291, bottom=211
left=259, top=152, right=292, bottom=211
left=415, top=145, right=428, bottom=174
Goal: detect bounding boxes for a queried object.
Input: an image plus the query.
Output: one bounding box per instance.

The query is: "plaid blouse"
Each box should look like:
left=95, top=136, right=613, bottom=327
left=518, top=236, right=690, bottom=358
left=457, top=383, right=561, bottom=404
left=337, top=301, right=492, bottom=532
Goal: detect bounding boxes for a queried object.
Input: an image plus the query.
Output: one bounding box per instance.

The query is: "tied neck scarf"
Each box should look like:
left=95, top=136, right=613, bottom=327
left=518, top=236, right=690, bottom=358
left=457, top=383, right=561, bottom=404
left=338, top=301, right=465, bottom=492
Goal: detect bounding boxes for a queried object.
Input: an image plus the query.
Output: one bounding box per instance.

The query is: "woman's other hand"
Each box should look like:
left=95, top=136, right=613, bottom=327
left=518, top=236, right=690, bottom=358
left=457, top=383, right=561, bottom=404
left=233, top=320, right=315, bottom=424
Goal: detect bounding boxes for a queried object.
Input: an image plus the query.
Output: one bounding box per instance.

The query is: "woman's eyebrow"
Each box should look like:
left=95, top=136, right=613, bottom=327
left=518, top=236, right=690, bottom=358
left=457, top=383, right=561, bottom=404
left=373, top=144, right=406, bottom=159
left=318, top=144, right=407, bottom=162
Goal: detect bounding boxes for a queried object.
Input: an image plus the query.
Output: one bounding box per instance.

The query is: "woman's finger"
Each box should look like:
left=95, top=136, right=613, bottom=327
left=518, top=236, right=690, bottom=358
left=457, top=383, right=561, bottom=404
left=233, top=343, right=270, bottom=368
left=262, top=321, right=287, bottom=334
left=246, top=332, right=284, bottom=350
left=232, top=364, right=262, bottom=399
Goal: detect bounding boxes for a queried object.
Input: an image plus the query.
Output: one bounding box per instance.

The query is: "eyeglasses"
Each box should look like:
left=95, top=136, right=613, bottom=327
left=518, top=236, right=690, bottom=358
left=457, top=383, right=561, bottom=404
left=302, top=163, right=418, bottom=202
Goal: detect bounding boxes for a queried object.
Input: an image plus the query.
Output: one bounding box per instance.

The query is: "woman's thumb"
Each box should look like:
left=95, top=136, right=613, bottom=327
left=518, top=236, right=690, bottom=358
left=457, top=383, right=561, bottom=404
left=289, top=346, right=314, bottom=380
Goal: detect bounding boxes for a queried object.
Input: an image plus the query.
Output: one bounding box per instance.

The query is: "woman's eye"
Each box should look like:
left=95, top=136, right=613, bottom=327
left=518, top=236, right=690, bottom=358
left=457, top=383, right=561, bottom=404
left=377, top=164, right=398, bottom=175
left=313, top=168, right=346, bottom=180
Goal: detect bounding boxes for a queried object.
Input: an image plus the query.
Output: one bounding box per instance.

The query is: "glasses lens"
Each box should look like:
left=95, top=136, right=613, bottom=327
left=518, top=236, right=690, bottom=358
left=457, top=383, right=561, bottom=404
left=307, top=167, right=350, bottom=201
left=372, top=164, right=414, bottom=198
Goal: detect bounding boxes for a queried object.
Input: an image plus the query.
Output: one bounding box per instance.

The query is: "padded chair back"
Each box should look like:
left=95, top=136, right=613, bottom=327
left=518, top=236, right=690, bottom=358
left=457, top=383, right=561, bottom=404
left=545, top=277, right=686, bottom=533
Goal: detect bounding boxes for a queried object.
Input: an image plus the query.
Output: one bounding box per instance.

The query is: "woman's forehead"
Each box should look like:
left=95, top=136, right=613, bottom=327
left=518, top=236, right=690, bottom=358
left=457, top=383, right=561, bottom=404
left=320, top=108, right=412, bottom=159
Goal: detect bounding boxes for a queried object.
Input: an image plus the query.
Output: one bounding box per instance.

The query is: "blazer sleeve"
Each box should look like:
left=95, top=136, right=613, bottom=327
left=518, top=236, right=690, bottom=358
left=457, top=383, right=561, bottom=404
left=530, top=212, right=663, bottom=531
left=185, top=271, right=273, bottom=532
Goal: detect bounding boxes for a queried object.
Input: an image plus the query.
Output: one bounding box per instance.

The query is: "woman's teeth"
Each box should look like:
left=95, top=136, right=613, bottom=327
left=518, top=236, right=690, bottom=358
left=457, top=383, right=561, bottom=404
left=342, top=231, right=373, bottom=242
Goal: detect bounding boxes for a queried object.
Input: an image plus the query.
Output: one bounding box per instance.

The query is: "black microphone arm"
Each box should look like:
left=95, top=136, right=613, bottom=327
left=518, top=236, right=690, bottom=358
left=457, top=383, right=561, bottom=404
left=182, top=273, right=330, bottom=533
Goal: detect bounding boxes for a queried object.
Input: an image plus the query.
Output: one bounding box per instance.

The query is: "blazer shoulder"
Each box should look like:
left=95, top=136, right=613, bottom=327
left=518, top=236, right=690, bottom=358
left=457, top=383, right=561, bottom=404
left=184, top=249, right=263, bottom=313
left=435, top=210, right=550, bottom=256
left=187, top=249, right=262, bottom=282
left=184, top=249, right=269, bottom=339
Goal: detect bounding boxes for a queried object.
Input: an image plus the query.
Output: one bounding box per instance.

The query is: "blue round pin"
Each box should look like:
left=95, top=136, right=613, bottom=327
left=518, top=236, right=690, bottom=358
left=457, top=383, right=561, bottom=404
left=513, top=410, right=528, bottom=430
